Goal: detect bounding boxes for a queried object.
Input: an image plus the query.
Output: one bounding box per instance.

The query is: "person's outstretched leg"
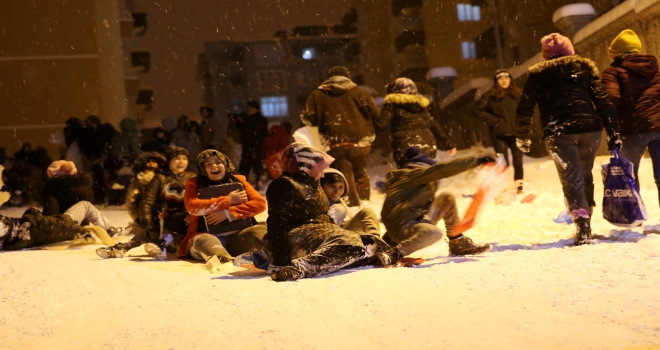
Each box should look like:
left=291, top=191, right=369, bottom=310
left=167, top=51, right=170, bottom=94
left=188, top=233, right=232, bottom=263
left=342, top=208, right=380, bottom=237
left=64, top=201, right=111, bottom=230
left=272, top=244, right=366, bottom=282
left=224, top=224, right=267, bottom=257
left=426, top=193, right=460, bottom=231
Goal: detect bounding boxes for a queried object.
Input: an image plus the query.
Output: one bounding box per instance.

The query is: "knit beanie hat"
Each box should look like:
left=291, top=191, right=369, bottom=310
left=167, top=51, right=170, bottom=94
left=327, top=66, right=351, bottom=79
left=608, top=29, right=642, bottom=59
left=281, top=142, right=335, bottom=177
left=540, top=33, right=575, bottom=60
left=47, top=160, right=78, bottom=177
left=195, top=149, right=235, bottom=178
left=403, top=146, right=436, bottom=168
left=165, top=146, right=189, bottom=163
left=493, top=69, right=511, bottom=83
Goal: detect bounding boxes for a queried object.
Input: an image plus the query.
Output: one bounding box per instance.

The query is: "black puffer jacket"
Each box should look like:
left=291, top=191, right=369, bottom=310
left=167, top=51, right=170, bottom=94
left=266, top=172, right=336, bottom=266
left=42, top=174, right=94, bottom=215
left=377, top=94, right=455, bottom=155
left=2, top=209, right=88, bottom=251
left=125, top=152, right=166, bottom=229
left=515, top=55, right=619, bottom=139
left=473, top=86, right=520, bottom=137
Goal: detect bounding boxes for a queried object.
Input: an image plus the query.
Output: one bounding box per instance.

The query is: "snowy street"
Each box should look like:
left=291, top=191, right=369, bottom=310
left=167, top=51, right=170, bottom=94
left=2, top=152, right=660, bottom=349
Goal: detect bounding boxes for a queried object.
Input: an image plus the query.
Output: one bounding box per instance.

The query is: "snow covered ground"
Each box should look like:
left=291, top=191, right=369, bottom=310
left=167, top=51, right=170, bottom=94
left=2, top=149, right=660, bottom=349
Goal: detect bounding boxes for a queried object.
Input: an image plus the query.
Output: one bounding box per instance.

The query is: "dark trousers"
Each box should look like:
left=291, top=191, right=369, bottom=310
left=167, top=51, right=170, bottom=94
left=493, top=135, right=524, bottom=182
left=327, top=145, right=371, bottom=206
left=545, top=131, right=601, bottom=216
left=238, top=146, right=264, bottom=181
left=621, top=131, right=660, bottom=207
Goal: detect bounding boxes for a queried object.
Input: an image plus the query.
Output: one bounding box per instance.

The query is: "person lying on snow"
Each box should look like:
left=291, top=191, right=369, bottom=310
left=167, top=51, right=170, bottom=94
left=176, top=150, right=267, bottom=266
left=0, top=201, right=118, bottom=250
left=260, top=142, right=398, bottom=282
left=96, top=147, right=196, bottom=259
left=381, top=146, right=495, bottom=258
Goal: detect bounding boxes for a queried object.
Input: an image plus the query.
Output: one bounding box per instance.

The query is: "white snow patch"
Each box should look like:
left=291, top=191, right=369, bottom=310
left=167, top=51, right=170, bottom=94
left=552, top=3, right=595, bottom=23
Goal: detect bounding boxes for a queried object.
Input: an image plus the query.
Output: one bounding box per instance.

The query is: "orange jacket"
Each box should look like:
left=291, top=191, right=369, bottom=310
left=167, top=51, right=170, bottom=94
left=177, top=175, right=266, bottom=257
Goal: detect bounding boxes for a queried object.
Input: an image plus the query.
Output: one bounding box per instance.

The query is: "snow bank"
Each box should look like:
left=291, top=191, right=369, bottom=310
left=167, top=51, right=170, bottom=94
left=426, top=66, right=457, bottom=80
left=552, top=3, right=595, bottom=23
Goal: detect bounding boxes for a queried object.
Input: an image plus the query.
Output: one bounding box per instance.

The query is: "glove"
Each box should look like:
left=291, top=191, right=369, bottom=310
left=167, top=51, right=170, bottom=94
left=516, top=138, right=531, bottom=153
left=607, top=132, right=622, bottom=151
left=477, top=156, right=496, bottom=164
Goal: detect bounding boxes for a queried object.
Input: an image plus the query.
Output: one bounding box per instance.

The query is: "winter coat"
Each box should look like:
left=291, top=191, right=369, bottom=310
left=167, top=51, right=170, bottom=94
left=142, top=170, right=197, bottom=237
left=177, top=175, right=266, bottom=257
left=199, top=116, right=224, bottom=149
left=42, top=174, right=94, bottom=216
left=323, top=168, right=350, bottom=226
left=473, top=87, right=520, bottom=137
left=110, top=118, right=143, bottom=159
left=267, top=172, right=345, bottom=266
left=1, top=209, right=88, bottom=251
left=236, top=112, right=269, bottom=151
left=261, top=125, right=291, bottom=160
left=301, top=76, right=380, bottom=146
left=602, top=54, right=660, bottom=136
left=515, top=55, right=619, bottom=140
left=125, top=152, right=167, bottom=229
left=377, top=94, right=456, bottom=155
left=381, top=155, right=484, bottom=241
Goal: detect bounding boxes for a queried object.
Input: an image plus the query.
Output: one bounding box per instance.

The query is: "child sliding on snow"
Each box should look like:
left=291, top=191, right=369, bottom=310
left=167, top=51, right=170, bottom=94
left=381, top=147, right=494, bottom=258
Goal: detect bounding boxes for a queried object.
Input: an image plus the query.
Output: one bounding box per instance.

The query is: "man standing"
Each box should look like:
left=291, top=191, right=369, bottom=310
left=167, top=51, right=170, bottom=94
left=236, top=100, right=269, bottom=183
left=301, top=66, right=380, bottom=207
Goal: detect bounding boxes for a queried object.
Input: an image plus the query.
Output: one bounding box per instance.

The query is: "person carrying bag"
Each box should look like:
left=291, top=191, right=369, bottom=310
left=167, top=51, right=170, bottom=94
left=602, top=149, right=648, bottom=228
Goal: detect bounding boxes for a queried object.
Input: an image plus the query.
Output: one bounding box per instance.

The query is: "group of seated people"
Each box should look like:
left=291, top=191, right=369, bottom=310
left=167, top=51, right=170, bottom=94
left=0, top=142, right=495, bottom=282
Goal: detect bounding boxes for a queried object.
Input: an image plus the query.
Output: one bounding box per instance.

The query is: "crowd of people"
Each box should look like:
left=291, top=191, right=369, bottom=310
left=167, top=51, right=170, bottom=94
left=1, top=29, right=659, bottom=281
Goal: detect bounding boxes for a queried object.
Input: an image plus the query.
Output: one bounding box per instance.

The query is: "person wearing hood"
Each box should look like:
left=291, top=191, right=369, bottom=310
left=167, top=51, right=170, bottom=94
left=110, top=118, right=142, bottom=159
left=174, top=149, right=267, bottom=266
left=473, top=70, right=524, bottom=192
left=262, top=142, right=396, bottom=282
left=321, top=168, right=380, bottom=238
left=124, top=151, right=167, bottom=231
left=515, top=33, right=620, bottom=246
left=96, top=147, right=196, bottom=259
left=142, top=127, right=170, bottom=154
left=378, top=77, right=457, bottom=169
left=42, top=160, right=94, bottom=216
left=602, top=29, right=660, bottom=207
left=301, top=66, right=380, bottom=207
left=381, top=146, right=494, bottom=258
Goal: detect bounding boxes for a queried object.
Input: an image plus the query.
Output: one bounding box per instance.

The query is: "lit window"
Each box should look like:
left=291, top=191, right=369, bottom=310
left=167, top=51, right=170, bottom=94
left=260, top=96, right=288, bottom=117
left=302, top=48, right=314, bottom=60
left=457, top=4, right=481, bottom=21
left=462, top=41, right=477, bottom=59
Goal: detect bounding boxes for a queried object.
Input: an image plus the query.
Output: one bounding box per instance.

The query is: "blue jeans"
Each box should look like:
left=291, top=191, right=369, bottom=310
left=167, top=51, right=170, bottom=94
left=621, top=131, right=660, bottom=207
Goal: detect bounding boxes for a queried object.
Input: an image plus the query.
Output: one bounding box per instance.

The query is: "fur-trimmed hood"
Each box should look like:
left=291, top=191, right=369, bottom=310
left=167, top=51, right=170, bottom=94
left=383, top=93, right=430, bottom=108
left=132, top=151, right=166, bottom=174
left=528, top=55, right=599, bottom=76
left=318, top=76, right=357, bottom=96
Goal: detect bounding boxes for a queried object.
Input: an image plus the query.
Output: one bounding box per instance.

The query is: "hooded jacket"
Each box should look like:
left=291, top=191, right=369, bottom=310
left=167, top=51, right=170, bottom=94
left=602, top=54, right=660, bottom=135
left=473, top=85, right=521, bottom=137
left=377, top=93, right=455, bottom=154
left=110, top=118, right=143, bottom=158
left=323, top=168, right=350, bottom=225
left=301, top=76, right=380, bottom=146
left=381, top=155, right=484, bottom=241
left=515, top=55, right=619, bottom=140
left=42, top=174, right=94, bottom=215
left=125, top=152, right=167, bottom=228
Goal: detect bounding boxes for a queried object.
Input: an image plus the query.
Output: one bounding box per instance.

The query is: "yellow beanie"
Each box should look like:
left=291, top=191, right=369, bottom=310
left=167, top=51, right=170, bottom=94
left=608, top=29, right=642, bottom=58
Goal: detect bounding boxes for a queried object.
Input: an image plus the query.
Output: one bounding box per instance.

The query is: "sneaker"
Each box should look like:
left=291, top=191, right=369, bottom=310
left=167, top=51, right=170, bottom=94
left=95, top=245, right=127, bottom=259
left=271, top=266, right=303, bottom=282
left=233, top=250, right=270, bottom=270
left=144, top=242, right=167, bottom=260
left=448, top=236, right=492, bottom=255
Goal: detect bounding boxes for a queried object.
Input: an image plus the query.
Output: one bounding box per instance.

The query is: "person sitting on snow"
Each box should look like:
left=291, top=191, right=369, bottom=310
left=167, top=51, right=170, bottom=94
left=124, top=151, right=167, bottom=233
left=0, top=201, right=118, bottom=251
left=381, top=146, right=495, bottom=257
left=41, top=160, right=94, bottom=215
left=321, top=168, right=380, bottom=238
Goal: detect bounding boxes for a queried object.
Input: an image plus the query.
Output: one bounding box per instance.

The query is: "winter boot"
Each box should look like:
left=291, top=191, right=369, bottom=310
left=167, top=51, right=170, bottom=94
left=373, top=248, right=402, bottom=267
left=95, top=243, right=131, bottom=259
left=573, top=217, right=592, bottom=246
left=448, top=235, right=492, bottom=255
left=144, top=241, right=167, bottom=260
left=271, top=266, right=304, bottom=282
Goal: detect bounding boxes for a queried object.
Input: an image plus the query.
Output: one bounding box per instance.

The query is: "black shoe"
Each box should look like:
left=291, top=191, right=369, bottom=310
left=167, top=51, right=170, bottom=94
left=271, top=266, right=303, bottom=282
left=374, top=248, right=402, bottom=267
left=574, top=217, right=592, bottom=246
left=448, top=236, right=492, bottom=255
